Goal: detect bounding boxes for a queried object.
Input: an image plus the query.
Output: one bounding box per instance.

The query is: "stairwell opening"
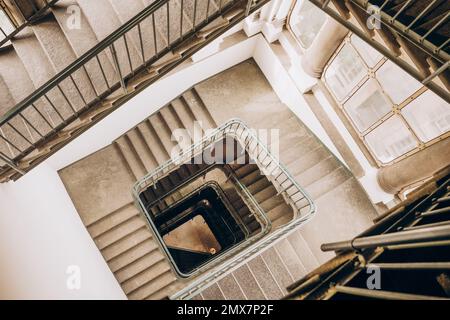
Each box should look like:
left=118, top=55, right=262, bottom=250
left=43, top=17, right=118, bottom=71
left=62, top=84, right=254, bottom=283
left=155, top=183, right=246, bottom=276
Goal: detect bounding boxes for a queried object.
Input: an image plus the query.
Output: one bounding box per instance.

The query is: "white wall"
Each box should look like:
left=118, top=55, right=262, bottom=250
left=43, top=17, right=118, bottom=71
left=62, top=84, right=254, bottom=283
left=0, top=164, right=126, bottom=299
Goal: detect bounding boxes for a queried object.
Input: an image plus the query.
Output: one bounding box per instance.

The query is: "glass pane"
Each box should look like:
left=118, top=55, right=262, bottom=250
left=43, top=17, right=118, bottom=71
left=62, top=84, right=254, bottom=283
left=325, top=44, right=367, bottom=101
left=351, top=34, right=383, bottom=68
left=377, top=61, right=423, bottom=104
left=402, top=90, right=450, bottom=142
left=344, top=79, right=392, bottom=132
left=289, top=1, right=327, bottom=48
left=365, top=116, right=417, bottom=163
left=0, top=10, right=14, bottom=40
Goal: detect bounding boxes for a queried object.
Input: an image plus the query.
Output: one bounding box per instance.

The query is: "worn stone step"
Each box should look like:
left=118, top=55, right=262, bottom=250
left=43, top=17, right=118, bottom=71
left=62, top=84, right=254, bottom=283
left=88, top=202, right=139, bottom=238
left=76, top=0, right=141, bottom=75
left=116, top=248, right=166, bottom=284
left=109, top=237, right=158, bottom=272
left=217, top=273, right=246, bottom=300
left=148, top=112, right=180, bottom=159
left=32, top=15, right=97, bottom=108
left=126, top=128, right=159, bottom=172
left=232, top=264, right=266, bottom=300
left=261, top=247, right=293, bottom=294
left=127, top=266, right=176, bottom=299
left=95, top=215, right=147, bottom=250
left=201, top=283, right=226, bottom=300
left=53, top=0, right=118, bottom=93
left=247, top=255, right=283, bottom=300
left=182, top=88, right=216, bottom=131
left=273, top=238, right=307, bottom=282
left=102, top=226, right=151, bottom=261
left=287, top=231, right=320, bottom=272
left=115, top=136, right=147, bottom=179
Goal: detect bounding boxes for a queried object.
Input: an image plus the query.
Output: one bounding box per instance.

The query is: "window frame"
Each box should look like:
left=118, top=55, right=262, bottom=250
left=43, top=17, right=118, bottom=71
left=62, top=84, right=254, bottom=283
left=287, top=0, right=328, bottom=51
left=322, top=34, right=450, bottom=167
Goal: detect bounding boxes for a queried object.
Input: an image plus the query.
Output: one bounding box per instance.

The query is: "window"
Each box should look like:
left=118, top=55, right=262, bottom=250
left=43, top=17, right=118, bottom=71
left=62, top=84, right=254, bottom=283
left=324, top=34, right=449, bottom=165
left=288, top=0, right=327, bottom=49
left=0, top=8, right=14, bottom=42
left=324, top=43, right=367, bottom=101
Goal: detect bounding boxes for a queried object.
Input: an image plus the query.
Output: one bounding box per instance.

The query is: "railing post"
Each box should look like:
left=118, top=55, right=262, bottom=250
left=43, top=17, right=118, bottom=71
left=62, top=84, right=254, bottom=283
left=245, top=0, right=255, bottom=16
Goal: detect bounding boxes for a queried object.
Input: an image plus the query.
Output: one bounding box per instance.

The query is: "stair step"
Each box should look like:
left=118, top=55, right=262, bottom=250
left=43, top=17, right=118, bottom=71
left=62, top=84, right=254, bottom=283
left=116, top=249, right=165, bottom=284
left=287, top=231, right=320, bottom=272
left=126, top=128, right=159, bottom=172
left=232, top=264, right=266, bottom=300
left=160, top=105, right=191, bottom=150
left=295, top=156, right=341, bottom=188
left=278, top=136, right=320, bottom=165
left=52, top=0, right=118, bottom=92
left=32, top=15, right=97, bottom=108
left=171, top=97, right=203, bottom=142
left=217, top=274, right=247, bottom=300
left=182, top=89, right=216, bottom=131
left=148, top=113, right=180, bottom=159
left=305, top=167, right=352, bottom=199
left=201, top=283, right=226, bottom=300
left=115, top=136, right=147, bottom=179
left=273, top=239, right=307, bottom=282
left=287, top=146, right=331, bottom=177
left=247, top=256, right=283, bottom=300
left=102, top=226, right=151, bottom=261
left=87, top=202, right=139, bottom=238
left=136, top=120, right=170, bottom=165
left=95, top=215, right=147, bottom=250
left=127, top=267, right=176, bottom=300
left=109, top=238, right=158, bottom=272
left=77, top=0, right=141, bottom=75
left=261, top=247, right=293, bottom=294
left=12, top=28, right=74, bottom=122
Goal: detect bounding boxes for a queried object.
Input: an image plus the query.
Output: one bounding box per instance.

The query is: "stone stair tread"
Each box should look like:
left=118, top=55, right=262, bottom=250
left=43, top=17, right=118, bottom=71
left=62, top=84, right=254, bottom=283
left=115, top=136, right=147, bottom=180
left=232, top=264, right=266, bottom=300
left=182, top=89, right=216, bottom=131
left=247, top=256, right=284, bottom=300
left=95, top=215, right=147, bottom=250
left=88, top=202, right=139, bottom=238
left=273, top=239, right=307, bottom=282
left=109, top=238, right=158, bottom=272
left=128, top=268, right=177, bottom=300
left=126, top=128, right=158, bottom=172
left=287, top=231, right=320, bottom=272
left=102, top=227, right=152, bottom=261
left=217, top=274, right=247, bottom=300
left=201, top=283, right=226, bottom=300
left=116, top=249, right=166, bottom=284
left=261, top=247, right=293, bottom=294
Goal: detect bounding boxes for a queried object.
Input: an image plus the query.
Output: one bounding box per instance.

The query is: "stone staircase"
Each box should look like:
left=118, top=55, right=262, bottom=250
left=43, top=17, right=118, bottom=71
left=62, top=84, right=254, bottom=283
left=59, top=59, right=378, bottom=300
left=0, top=0, right=263, bottom=180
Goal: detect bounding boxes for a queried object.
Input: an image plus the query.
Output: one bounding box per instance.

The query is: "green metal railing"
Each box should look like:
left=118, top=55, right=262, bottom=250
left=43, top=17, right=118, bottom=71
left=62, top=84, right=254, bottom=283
left=132, top=119, right=315, bottom=300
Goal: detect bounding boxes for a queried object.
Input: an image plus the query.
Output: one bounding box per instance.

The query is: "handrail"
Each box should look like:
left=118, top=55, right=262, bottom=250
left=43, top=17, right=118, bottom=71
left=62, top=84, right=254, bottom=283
left=0, top=0, right=168, bottom=126
left=0, top=0, right=61, bottom=48
left=132, top=118, right=316, bottom=300
left=0, top=0, right=269, bottom=180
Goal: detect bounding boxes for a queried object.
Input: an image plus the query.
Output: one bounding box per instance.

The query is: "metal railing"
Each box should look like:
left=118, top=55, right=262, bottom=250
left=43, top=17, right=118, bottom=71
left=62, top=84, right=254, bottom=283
left=308, top=0, right=450, bottom=103
left=0, top=0, right=270, bottom=180
left=131, top=118, right=315, bottom=299
left=135, top=164, right=272, bottom=279
left=285, top=174, right=450, bottom=300
left=0, top=0, right=60, bottom=48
